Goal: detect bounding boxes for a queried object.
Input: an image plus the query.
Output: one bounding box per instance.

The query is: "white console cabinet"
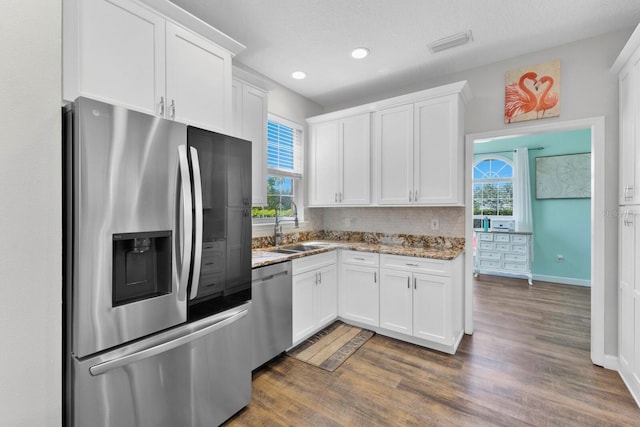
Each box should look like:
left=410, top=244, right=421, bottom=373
left=474, top=231, right=533, bottom=285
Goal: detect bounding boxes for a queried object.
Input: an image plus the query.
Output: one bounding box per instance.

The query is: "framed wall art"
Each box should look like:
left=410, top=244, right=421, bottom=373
left=505, top=60, right=560, bottom=124
left=535, top=152, right=591, bottom=199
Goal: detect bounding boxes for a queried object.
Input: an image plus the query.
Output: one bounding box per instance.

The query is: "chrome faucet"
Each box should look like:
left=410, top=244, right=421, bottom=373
left=274, top=201, right=299, bottom=246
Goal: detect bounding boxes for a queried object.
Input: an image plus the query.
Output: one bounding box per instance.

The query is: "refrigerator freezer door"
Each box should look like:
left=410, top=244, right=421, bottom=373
left=70, top=97, right=188, bottom=358
left=71, top=304, right=251, bottom=427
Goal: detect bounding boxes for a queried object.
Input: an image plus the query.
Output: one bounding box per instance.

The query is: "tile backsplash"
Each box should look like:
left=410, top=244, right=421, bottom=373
left=321, top=207, right=464, bottom=237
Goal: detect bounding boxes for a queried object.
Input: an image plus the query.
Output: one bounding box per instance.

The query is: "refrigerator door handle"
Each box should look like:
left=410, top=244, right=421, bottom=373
left=189, top=146, right=204, bottom=300
left=177, top=145, right=193, bottom=300
left=89, top=309, right=248, bottom=376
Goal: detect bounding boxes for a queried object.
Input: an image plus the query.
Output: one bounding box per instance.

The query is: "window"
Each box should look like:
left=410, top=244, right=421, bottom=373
left=473, top=157, right=513, bottom=217
left=252, top=116, right=303, bottom=223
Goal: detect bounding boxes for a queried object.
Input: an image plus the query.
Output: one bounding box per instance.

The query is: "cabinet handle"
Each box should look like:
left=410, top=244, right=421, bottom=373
left=335, top=193, right=338, bottom=203
left=374, top=272, right=377, bottom=283
left=170, top=99, right=176, bottom=119
left=340, top=192, right=343, bottom=202
left=409, top=190, right=412, bottom=202
left=414, top=277, right=417, bottom=289
left=407, top=277, right=410, bottom=288
left=158, top=96, right=165, bottom=116
left=406, top=263, right=419, bottom=267
left=625, top=185, right=633, bottom=201
left=414, top=188, right=418, bottom=202
left=354, top=257, right=366, bottom=261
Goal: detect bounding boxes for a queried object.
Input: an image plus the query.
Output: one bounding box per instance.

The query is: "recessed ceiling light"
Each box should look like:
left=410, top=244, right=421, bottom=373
left=291, top=71, right=306, bottom=80
left=428, top=31, right=473, bottom=53
left=351, top=47, right=370, bottom=59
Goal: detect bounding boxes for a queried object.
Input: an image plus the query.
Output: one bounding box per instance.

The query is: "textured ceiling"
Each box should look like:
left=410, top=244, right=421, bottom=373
left=169, top=0, right=640, bottom=108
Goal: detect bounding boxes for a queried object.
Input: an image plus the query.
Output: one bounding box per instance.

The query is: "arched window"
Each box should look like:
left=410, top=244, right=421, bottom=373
left=473, top=157, right=513, bottom=217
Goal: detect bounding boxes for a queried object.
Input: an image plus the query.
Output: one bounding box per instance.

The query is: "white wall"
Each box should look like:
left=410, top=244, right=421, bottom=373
left=0, top=1, right=62, bottom=426
left=326, top=29, right=633, bottom=357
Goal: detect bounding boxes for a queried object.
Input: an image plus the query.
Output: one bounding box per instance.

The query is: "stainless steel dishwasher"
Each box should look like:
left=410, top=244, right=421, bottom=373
left=251, top=261, right=292, bottom=370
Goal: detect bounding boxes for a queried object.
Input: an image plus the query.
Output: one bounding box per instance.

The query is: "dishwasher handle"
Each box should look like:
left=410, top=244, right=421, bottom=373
left=255, top=270, right=289, bottom=283
left=89, top=309, right=248, bottom=376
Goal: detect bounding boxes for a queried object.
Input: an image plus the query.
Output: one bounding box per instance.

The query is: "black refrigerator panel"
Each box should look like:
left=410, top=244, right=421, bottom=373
left=186, top=126, right=252, bottom=321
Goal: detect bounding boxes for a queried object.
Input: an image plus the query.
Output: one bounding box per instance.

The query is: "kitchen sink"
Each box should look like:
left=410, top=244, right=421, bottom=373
left=268, top=244, right=324, bottom=254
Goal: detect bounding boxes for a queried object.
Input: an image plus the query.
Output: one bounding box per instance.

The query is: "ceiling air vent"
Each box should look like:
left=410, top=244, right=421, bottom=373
left=428, top=31, right=473, bottom=53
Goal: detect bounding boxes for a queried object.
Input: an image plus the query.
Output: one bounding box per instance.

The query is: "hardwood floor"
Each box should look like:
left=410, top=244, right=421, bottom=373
left=225, top=276, right=640, bottom=426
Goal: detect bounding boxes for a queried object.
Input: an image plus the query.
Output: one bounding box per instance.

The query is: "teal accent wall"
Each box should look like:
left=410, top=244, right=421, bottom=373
left=474, top=128, right=591, bottom=284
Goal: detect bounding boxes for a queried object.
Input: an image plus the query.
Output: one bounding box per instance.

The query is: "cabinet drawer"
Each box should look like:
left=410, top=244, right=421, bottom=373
left=504, top=253, right=526, bottom=262
left=293, top=251, right=337, bottom=275
left=478, top=251, right=501, bottom=260
left=504, top=262, right=527, bottom=272
left=380, top=254, right=451, bottom=276
left=478, top=259, right=500, bottom=269
left=198, top=273, right=224, bottom=296
left=341, top=250, right=379, bottom=267
left=201, top=255, right=224, bottom=274
left=495, top=243, right=510, bottom=251
left=478, top=241, right=493, bottom=250
left=494, top=234, right=510, bottom=242
left=477, top=233, right=493, bottom=242
left=511, top=244, right=527, bottom=253
left=511, top=235, right=528, bottom=244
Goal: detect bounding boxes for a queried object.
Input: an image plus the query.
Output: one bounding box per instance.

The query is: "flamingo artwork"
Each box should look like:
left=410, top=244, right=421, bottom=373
left=504, top=71, right=538, bottom=123
left=534, top=75, right=559, bottom=119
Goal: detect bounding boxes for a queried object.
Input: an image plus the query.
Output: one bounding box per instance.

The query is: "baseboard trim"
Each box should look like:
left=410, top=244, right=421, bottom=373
left=532, top=274, right=591, bottom=287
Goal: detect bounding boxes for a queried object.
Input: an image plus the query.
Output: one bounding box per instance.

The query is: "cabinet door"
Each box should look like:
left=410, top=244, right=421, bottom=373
left=309, top=121, right=340, bottom=205
left=242, top=84, right=268, bottom=205
left=166, top=22, right=232, bottom=132
left=316, top=265, right=338, bottom=327
left=414, top=96, right=463, bottom=205
left=619, top=67, right=635, bottom=204
left=340, top=264, right=379, bottom=327
left=379, top=269, right=412, bottom=334
left=68, top=0, right=165, bottom=114
left=413, top=273, right=450, bottom=344
left=620, top=208, right=636, bottom=372
left=377, top=104, right=414, bottom=205
left=341, top=114, right=371, bottom=205
left=292, top=270, right=317, bottom=344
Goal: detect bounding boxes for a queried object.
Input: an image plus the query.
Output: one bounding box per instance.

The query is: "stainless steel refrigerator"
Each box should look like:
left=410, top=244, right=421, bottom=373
left=63, top=97, right=252, bottom=427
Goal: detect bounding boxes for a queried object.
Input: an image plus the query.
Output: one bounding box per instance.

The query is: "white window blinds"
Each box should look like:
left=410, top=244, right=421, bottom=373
left=267, top=116, right=302, bottom=178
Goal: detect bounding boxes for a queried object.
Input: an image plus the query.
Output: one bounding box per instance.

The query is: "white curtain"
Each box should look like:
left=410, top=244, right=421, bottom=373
left=513, top=147, right=533, bottom=232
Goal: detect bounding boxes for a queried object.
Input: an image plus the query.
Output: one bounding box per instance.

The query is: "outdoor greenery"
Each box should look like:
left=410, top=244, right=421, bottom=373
left=473, top=182, right=513, bottom=216
left=252, top=176, right=293, bottom=218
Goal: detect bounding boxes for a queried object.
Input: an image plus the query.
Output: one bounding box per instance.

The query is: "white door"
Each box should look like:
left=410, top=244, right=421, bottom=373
left=413, top=273, right=450, bottom=344
left=309, top=121, right=340, bottom=205
left=316, top=265, right=338, bottom=327
left=166, top=22, right=232, bottom=132
left=341, top=114, right=371, bottom=205
left=377, top=104, right=414, bottom=205
left=379, top=269, right=412, bottom=334
left=292, top=270, right=317, bottom=344
left=414, top=96, right=462, bottom=205
left=73, top=0, right=165, bottom=114
left=341, top=264, right=379, bottom=327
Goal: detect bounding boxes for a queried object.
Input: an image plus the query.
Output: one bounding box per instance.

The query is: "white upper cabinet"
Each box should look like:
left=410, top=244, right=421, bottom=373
left=308, top=113, right=371, bottom=206
left=64, top=0, right=165, bottom=115
left=377, top=104, right=414, bottom=204
left=306, top=81, right=470, bottom=207
left=376, top=93, right=465, bottom=205
left=64, top=0, right=241, bottom=133
left=165, top=22, right=232, bottom=132
left=232, top=78, right=269, bottom=205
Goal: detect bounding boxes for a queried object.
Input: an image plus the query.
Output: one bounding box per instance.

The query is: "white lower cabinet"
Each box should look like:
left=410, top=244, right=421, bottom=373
left=292, top=252, right=338, bottom=345
left=339, top=251, right=380, bottom=327
left=379, top=254, right=463, bottom=353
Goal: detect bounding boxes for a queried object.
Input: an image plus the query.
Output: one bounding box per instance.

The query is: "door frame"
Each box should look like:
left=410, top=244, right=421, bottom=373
left=464, top=116, right=606, bottom=366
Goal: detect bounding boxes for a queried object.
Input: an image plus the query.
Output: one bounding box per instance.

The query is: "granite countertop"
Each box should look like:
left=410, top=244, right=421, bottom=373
left=252, top=240, right=465, bottom=269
